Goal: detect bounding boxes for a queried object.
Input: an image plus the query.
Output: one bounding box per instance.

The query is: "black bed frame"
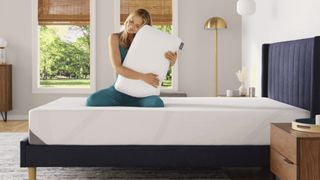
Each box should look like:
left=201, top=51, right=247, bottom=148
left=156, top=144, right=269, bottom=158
left=20, top=36, right=320, bottom=179
left=20, top=140, right=269, bottom=168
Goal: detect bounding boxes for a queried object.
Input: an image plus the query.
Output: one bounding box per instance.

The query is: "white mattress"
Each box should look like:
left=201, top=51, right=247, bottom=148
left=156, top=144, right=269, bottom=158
left=28, top=97, right=309, bottom=145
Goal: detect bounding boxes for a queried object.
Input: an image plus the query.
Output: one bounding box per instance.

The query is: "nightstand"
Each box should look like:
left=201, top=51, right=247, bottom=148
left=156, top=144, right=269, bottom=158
left=270, top=123, right=320, bottom=180
left=0, top=64, right=12, bottom=122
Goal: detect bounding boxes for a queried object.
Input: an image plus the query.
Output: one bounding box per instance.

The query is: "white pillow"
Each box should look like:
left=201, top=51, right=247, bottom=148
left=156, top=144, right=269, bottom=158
left=114, top=25, right=183, bottom=97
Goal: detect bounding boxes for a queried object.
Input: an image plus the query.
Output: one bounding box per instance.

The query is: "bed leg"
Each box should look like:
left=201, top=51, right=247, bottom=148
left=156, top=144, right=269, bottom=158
left=28, top=167, right=36, bottom=180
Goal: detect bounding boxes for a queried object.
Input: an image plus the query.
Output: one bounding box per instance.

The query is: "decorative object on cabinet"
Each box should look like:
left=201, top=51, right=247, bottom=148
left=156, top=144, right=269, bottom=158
left=225, top=89, right=240, bottom=97
left=0, top=38, right=8, bottom=64
left=248, top=87, right=255, bottom=97
left=236, top=67, right=247, bottom=96
left=291, top=118, right=320, bottom=133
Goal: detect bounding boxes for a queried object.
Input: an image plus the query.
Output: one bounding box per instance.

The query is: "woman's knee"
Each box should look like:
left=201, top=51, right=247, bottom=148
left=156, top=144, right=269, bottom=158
left=86, top=87, right=120, bottom=106
left=86, top=93, right=101, bottom=106
left=140, top=96, right=164, bottom=107
left=86, top=94, right=120, bottom=106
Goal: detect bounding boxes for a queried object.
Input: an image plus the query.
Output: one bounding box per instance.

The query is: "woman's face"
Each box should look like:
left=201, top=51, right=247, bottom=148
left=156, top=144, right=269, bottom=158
left=125, top=16, right=144, bottom=34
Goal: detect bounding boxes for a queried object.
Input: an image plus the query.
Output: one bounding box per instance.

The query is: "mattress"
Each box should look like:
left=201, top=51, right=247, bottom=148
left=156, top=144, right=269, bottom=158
left=28, top=97, right=309, bottom=145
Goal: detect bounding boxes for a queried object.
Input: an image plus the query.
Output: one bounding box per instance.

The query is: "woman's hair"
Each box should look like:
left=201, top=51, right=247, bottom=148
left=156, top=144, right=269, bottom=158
left=119, top=9, right=152, bottom=49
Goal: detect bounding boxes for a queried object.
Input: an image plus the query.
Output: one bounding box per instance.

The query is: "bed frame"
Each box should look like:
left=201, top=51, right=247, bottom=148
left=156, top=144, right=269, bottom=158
left=20, top=36, right=320, bottom=179
left=261, top=36, right=320, bottom=117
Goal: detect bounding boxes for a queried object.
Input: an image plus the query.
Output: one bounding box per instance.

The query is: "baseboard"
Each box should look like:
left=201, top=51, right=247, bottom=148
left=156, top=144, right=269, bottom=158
left=160, top=91, right=187, bottom=97
left=6, top=115, right=28, bottom=121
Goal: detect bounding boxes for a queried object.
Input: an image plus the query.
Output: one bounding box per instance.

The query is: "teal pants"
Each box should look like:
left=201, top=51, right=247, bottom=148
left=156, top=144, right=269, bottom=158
left=86, top=86, right=164, bottom=107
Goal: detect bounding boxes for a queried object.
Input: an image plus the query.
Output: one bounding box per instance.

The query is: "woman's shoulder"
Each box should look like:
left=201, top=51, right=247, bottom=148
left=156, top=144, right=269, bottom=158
left=109, top=33, right=121, bottom=39
left=109, top=33, right=121, bottom=43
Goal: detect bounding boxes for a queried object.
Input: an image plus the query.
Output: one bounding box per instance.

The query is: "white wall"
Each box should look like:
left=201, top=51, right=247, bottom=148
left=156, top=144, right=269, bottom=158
left=179, top=0, right=241, bottom=96
left=242, top=0, right=320, bottom=96
left=0, top=0, right=241, bottom=119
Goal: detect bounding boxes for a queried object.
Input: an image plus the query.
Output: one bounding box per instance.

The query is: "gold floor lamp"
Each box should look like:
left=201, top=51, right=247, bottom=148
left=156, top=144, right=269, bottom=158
left=204, top=17, right=227, bottom=96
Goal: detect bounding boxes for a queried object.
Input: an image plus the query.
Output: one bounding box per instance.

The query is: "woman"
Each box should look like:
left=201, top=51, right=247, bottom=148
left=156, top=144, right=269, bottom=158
left=86, top=9, right=177, bottom=107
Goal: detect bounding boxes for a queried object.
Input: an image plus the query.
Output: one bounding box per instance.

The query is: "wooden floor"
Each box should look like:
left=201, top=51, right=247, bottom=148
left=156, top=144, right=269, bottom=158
left=0, top=120, right=274, bottom=180
left=0, top=120, right=28, bottom=132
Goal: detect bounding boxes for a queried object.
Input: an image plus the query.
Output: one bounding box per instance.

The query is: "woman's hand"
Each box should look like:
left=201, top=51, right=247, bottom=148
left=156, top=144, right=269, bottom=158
left=165, top=51, right=177, bottom=67
left=141, top=73, right=160, bottom=88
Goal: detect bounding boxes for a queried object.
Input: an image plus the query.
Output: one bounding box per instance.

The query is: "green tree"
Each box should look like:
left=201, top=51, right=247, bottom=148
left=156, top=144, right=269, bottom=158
left=40, top=26, right=58, bottom=80
left=40, top=25, right=90, bottom=80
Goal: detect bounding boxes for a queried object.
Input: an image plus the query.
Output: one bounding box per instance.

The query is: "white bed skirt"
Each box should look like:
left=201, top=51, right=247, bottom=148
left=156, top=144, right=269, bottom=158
left=29, top=97, right=309, bottom=145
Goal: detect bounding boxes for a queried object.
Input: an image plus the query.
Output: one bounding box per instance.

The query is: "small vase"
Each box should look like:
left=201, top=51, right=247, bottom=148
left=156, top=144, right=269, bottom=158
left=239, top=82, right=247, bottom=96
left=0, top=48, right=6, bottom=64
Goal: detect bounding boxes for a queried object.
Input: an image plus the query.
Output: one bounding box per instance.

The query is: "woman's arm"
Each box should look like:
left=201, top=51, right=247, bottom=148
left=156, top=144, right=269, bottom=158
left=108, top=34, right=160, bottom=87
left=165, top=51, right=177, bottom=67
left=108, top=33, right=142, bottom=79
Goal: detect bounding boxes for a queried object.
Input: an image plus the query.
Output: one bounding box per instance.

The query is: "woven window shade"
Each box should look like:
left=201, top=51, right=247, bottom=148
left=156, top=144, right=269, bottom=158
left=38, top=0, right=90, bottom=25
left=120, top=0, right=172, bottom=25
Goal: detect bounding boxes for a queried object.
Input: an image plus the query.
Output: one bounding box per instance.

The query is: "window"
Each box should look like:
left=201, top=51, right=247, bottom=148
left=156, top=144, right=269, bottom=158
left=32, top=0, right=96, bottom=93
left=118, top=0, right=178, bottom=91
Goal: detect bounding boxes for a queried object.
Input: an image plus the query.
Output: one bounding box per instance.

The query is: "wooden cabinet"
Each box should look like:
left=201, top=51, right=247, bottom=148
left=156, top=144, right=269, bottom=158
left=270, top=123, right=320, bottom=180
left=0, top=64, right=12, bottom=121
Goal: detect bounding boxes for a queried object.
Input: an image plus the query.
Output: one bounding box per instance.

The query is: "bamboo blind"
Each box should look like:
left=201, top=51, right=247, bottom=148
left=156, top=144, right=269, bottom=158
left=120, top=0, right=172, bottom=25
left=38, top=0, right=90, bottom=25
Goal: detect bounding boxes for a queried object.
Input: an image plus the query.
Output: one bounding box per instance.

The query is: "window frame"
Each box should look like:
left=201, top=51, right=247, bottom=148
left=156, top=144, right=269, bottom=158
left=31, top=0, right=96, bottom=94
left=114, top=0, right=179, bottom=92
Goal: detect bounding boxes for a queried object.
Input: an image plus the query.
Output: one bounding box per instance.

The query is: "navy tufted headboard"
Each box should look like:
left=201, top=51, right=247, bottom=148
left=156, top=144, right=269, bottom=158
left=262, top=37, right=320, bottom=117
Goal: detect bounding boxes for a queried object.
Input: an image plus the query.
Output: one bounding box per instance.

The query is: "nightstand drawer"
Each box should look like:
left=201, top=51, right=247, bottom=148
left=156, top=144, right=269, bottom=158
left=271, top=148, right=297, bottom=180
left=271, top=124, right=297, bottom=163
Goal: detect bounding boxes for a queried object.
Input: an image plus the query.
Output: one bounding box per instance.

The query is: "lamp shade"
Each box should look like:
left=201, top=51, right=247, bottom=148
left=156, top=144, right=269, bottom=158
left=0, top=38, right=8, bottom=48
left=237, top=0, right=256, bottom=15
left=204, top=17, right=227, bottom=30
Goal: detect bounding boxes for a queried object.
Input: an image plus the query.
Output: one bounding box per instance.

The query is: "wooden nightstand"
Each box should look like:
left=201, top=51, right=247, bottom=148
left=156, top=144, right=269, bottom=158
left=0, top=64, right=12, bottom=122
left=270, top=123, right=320, bottom=180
